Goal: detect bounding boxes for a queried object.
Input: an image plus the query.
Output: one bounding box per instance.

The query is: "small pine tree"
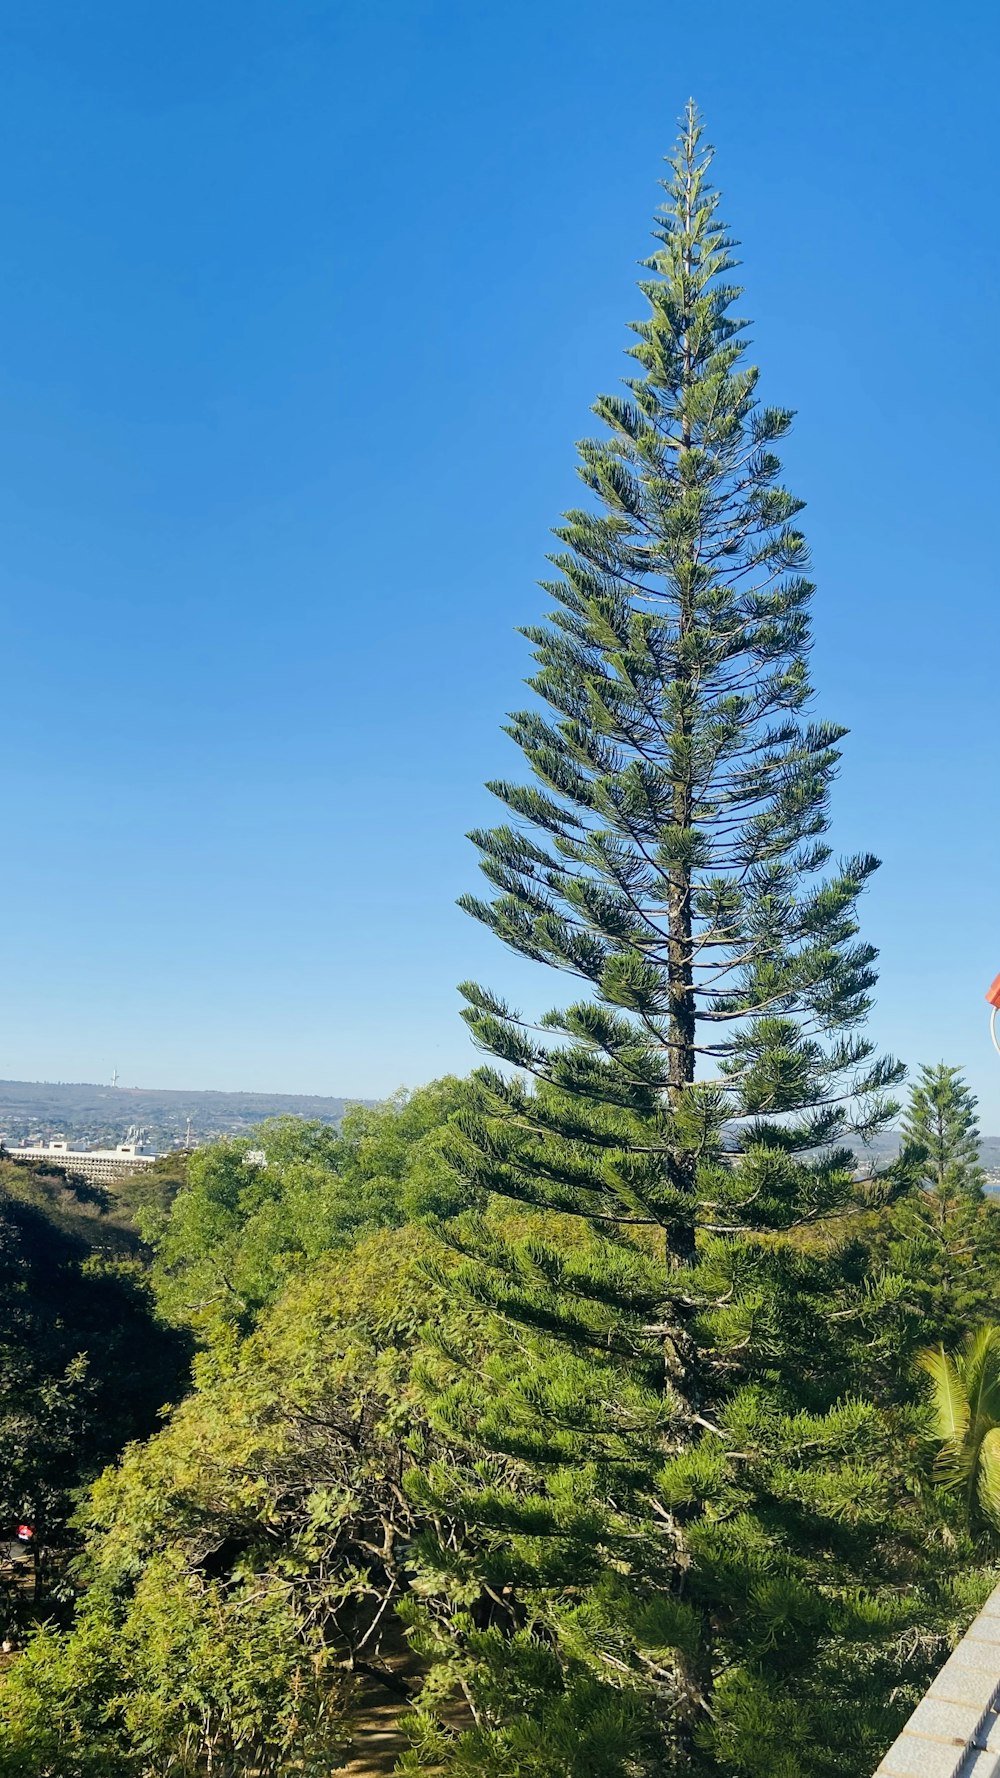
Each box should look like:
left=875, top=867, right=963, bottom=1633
left=903, top=1064, right=985, bottom=1200
left=887, top=1066, right=999, bottom=1344
left=406, top=105, right=979, bottom=1778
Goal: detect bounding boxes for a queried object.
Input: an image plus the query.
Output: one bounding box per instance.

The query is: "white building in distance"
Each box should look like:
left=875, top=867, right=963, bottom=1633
left=3, top=1127, right=159, bottom=1186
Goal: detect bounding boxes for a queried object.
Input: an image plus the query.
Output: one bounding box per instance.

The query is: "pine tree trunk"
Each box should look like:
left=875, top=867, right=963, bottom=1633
left=666, top=126, right=698, bottom=1267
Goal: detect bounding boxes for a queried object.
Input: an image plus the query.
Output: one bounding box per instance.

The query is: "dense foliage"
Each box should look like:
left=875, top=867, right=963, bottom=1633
left=0, top=1067, right=998, bottom=1774
left=0, top=1163, right=186, bottom=1540
left=0, top=1226, right=436, bottom=1775
left=0, top=1083, right=474, bottom=1772
left=0, top=1161, right=189, bottom=1634
left=145, top=1080, right=469, bottom=1335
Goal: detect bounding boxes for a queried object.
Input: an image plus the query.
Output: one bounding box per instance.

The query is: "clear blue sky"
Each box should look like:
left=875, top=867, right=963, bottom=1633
left=2, top=0, right=999, bottom=1116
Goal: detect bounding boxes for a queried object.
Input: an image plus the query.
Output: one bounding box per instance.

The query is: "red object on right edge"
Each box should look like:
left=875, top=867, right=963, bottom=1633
left=986, top=975, right=1000, bottom=1009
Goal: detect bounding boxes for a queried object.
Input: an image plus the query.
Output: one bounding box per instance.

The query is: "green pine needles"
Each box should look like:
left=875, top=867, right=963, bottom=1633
left=903, top=1064, right=986, bottom=1201
left=886, top=1066, right=998, bottom=1347
left=405, top=106, right=983, bottom=1778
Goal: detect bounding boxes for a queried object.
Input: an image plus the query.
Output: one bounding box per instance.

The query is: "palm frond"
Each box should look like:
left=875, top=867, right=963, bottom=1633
left=977, top=1426, right=1000, bottom=1531
left=918, top=1344, right=970, bottom=1445
left=961, top=1327, right=1000, bottom=1429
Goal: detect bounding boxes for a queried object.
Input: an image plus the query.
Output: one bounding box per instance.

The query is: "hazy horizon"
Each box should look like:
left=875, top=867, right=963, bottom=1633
left=1, top=1077, right=997, bottom=1147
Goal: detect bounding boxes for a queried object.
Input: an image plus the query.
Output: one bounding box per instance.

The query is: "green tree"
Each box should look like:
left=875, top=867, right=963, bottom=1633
left=885, top=1067, right=1000, bottom=1345
left=336, top=1077, right=476, bottom=1223
left=904, top=1064, right=985, bottom=1199
left=405, top=106, right=978, bottom=1778
left=146, top=1079, right=470, bottom=1335
left=112, top=1148, right=191, bottom=1221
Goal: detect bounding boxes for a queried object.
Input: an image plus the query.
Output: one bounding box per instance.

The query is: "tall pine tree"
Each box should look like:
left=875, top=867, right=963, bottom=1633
left=404, top=106, right=985, bottom=1778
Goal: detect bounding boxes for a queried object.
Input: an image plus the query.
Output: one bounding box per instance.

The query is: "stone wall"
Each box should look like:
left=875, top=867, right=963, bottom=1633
left=877, top=1589, right=1000, bottom=1778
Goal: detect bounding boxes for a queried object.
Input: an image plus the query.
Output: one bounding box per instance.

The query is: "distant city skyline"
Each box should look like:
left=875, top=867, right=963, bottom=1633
left=1, top=1, right=998, bottom=1106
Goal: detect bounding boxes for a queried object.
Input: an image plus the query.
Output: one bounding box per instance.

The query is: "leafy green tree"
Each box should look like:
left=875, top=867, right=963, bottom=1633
left=405, top=105, right=979, bottom=1778
left=919, top=1328, right=1000, bottom=1535
left=112, top=1148, right=191, bottom=1221
left=0, top=1222, right=449, bottom=1775
left=337, top=1078, right=478, bottom=1223
left=143, top=1117, right=345, bottom=1333
left=146, top=1079, right=470, bottom=1334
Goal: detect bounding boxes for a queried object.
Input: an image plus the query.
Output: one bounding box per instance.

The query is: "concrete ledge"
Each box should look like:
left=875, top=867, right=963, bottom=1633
left=876, top=1586, right=1000, bottom=1778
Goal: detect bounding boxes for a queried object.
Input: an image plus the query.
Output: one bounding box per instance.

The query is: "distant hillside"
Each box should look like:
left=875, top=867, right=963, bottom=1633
left=0, top=1078, right=370, bottom=1152
left=856, top=1129, right=1000, bottom=1169
left=1, top=1080, right=997, bottom=1171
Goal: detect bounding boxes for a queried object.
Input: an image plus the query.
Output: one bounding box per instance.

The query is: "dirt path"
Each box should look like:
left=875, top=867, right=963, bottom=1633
left=339, top=1685, right=411, bottom=1776
left=338, top=1650, right=470, bottom=1776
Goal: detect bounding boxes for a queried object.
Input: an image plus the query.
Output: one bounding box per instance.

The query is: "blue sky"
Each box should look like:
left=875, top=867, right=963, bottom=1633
left=2, top=0, right=999, bottom=1115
